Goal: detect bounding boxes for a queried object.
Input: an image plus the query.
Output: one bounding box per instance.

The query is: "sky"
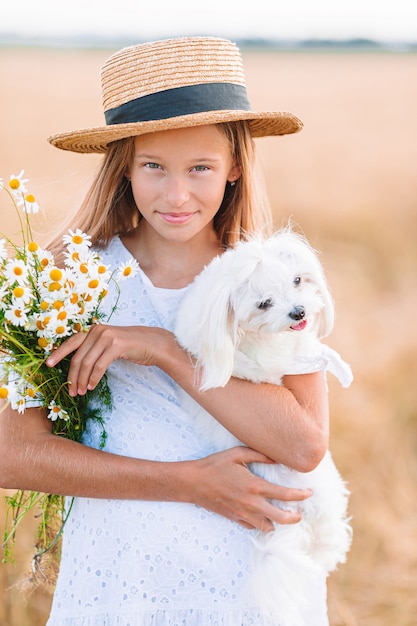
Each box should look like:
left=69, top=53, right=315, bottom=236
left=2, top=0, right=417, bottom=43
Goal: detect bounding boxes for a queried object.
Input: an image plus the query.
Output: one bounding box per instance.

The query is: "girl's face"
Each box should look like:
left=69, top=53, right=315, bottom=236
left=128, top=125, right=241, bottom=244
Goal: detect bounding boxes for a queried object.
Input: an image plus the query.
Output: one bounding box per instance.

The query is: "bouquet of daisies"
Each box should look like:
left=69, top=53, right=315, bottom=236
left=0, top=172, right=138, bottom=580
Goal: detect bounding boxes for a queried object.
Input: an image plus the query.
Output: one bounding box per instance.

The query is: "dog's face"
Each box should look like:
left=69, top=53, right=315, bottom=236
left=228, top=232, right=334, bottom=338
left=175, top=229, right=335, bottom=389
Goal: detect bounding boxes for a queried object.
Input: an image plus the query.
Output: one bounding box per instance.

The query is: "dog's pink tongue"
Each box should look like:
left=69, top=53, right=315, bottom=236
left=290, top=320, right=307, bottom=331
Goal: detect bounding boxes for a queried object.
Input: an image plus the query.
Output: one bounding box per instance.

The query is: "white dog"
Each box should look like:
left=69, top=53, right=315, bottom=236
left=175, top=229, right=353, bottom=624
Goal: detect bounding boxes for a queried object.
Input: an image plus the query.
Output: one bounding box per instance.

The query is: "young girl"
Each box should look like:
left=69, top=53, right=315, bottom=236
left=0, top=37, right=331, bottom=625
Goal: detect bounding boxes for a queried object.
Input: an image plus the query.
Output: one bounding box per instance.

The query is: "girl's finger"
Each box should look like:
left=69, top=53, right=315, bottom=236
left=46, top=331, right=89, bottom=366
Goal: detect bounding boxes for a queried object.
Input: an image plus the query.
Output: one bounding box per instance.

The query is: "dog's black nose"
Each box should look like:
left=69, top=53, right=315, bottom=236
left=289, top=306, right=305, bottom=321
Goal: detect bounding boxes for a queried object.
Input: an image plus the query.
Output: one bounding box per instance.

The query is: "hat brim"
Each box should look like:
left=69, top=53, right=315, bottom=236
left=48, top=110, right=303, bottom=154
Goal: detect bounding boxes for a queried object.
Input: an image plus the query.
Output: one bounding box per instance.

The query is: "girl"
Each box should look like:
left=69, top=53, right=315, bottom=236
left=0, top=37, right=330, bottom=624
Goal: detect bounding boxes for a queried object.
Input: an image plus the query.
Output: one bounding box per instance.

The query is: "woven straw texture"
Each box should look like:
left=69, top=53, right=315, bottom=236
left=101, top=37, right=247, bottom=111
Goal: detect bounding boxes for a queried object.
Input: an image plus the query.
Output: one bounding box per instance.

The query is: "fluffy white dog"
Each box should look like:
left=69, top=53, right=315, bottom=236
left=175, top=229, right=353, bottom=624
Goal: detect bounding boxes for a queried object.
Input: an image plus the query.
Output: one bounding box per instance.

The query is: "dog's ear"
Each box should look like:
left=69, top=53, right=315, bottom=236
left=295, top=236, right=335, bottom=338
left=175, top=252, right=239, bottom=390
left=197, top=278, right=239, bottom=390
left=313, top=266, right=335, bottom=338
left=291, top=234, right=335, bottom=338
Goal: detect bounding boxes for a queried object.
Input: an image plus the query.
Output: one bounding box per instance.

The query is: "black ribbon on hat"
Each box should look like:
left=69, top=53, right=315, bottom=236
left=105, top=83, right=252, bottom=125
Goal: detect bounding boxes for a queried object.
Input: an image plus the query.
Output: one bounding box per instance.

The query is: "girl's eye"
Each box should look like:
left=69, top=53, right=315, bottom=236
left=145, top=162, right=161, bottom=169
left=193, top=165, right=209, bottom=172
left=294, top=276, right=301, bottom=286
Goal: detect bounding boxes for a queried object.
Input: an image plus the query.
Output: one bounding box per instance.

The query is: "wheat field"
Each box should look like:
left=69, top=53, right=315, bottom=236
left=0, top=46, right=416, bottom=626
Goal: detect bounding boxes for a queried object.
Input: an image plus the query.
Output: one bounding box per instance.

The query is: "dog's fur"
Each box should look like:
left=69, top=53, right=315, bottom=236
left=174, top=229, right=353, bottom=624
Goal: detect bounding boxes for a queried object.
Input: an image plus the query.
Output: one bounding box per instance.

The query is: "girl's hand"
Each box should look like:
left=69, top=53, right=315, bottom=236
left=46, top=324, right=172, bottom=397
left=189, top=446, right=312, bottom=531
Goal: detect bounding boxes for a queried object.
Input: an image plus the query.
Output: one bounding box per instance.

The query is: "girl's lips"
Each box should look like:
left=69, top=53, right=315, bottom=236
left=290, top=319, right=307, bottom=331
left=159, top=212, right=194, bottom=225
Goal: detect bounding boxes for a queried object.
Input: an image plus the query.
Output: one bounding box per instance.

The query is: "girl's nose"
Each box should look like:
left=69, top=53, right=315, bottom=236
left=165, top=176, right=190, bottom=208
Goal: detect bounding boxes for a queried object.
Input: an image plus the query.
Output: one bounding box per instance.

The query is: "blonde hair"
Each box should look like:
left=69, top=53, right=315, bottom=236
left=50, top=121, right=273, bottom=258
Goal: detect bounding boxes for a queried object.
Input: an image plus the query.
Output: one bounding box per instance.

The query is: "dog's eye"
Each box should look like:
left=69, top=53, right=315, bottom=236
left=293, top=276, right=301, bottom=286
left=257, top=298, right=273, bottom=310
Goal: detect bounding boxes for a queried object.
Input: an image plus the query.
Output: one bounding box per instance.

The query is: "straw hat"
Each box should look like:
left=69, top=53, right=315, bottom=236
left=48, top=36, right=303, bottom=154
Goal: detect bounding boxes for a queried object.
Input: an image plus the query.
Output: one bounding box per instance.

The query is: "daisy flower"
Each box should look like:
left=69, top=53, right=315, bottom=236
left=14, top=397, right=28, bottom=415
left=63, top=247, right=93, bottom=268
left=4, top=304, right=30, bottom=327
left=18, top=192, right=40, bottom=214
left=4, top=258, right=29, bottom=285
left=8, top=170, right=29, bottom=198
left=36, top=248, right=55, bottom=270
left=11, top=284, right=33, bottom=305
left=62, top=228, right=92, bottom=251
left=38, top=265, right=72, bottom=300
left=24, top=241, right=42, bottom=266
left=47, top=401, right=69, bottom=422
left=116, top=258, right=140, bottom=281
left=45, top=308, right=72, bottom=339
left=0, top=377, right=20, bottom=407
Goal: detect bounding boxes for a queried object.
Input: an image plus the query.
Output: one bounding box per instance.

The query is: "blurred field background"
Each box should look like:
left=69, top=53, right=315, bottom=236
left=0, top=46, right=416, bottom=625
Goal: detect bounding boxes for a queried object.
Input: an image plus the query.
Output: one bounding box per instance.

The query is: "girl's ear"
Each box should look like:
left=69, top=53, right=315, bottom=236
left=227, top=163, right=242, bottom=184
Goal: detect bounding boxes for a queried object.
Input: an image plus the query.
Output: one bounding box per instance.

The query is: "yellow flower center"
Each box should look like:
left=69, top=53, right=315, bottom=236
left=79, top=263, right=89, bottom=274
left=15, top=309, right=23, bottom=318
left=49, top=268, right=63, bottom=281
left=48, top=281, right=61, bottom=292
left=25, top=194, right=35, bottom=203
left=123, top=266, right=132, bottom=276
left=28, top=242, right=39, bottom=252
left=98, top=265, right=107, bottom=274
left=13, top=266, right=23, bottom=276
left=38, top=337, right=49, bottom=348
left=9, top=178, right=20, bottom=190
left=73, top=322, right=82, bottom=332
left=88, top=279, right=99, bottom=289
left=53, top=300, right=64, bottom=310
left=71, top=251, right=80, bottom=262
left=0, top=387, right=8, bottom=399
left=72, top=235, right=84, bottom=245
left=40, top=301, right=49, bottom=311
left=56, top=326, right=66, bottom=335
left=57, top=310, right=67, bottom=321
left=26, top=388, right=36, bottom=398
left=13, top=286, right=25, bottom=298
left=52, top=405, right=61, bottom=413
left=41, top=258, right=49, bottom=267
left=70, top=293, right=78, bottom=304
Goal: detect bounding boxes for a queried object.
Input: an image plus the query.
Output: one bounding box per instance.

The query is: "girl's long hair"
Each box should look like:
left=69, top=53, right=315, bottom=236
left=49, top=121, right=273, bottom=260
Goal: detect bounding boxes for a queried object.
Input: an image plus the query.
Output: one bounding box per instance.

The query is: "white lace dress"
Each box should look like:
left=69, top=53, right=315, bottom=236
left=46, top=237, right=329, bottom=626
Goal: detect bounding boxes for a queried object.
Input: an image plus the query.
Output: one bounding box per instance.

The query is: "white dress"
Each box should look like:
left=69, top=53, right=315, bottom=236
left=46, top=237, right=329, bottom=626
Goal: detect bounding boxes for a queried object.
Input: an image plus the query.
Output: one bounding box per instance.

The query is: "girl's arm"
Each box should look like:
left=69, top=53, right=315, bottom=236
left=46, top=324, right=329, bottom=472
left=0, top=402, right=310, bottom=532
